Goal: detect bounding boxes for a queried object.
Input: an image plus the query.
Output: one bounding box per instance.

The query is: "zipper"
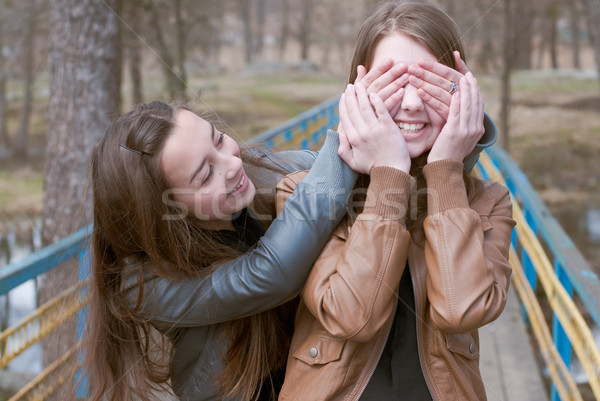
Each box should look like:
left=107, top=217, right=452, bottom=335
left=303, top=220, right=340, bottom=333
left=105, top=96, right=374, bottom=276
left=409, top=250, right=438, bottom=401
left=350, top=307, right=396, bottom=401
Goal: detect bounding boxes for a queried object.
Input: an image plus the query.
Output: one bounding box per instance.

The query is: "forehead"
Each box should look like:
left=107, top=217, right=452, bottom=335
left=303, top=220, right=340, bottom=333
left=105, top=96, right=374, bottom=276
left=160, top=109, right=212, bottom=183
left=371, top=33, right=437, bottom=68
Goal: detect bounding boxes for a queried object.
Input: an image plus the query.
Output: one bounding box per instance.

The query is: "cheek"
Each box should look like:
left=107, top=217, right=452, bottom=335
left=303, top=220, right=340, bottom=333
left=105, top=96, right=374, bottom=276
left=175, top=189, right=222, bottom=220
left=426, top=106, right=446, bottom=135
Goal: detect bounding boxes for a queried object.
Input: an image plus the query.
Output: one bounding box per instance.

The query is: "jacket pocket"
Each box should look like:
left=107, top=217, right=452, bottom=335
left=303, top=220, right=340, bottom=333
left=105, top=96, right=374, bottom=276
left=292, top=333, right=345, bottom=366
left=445, top=332, right=479, bottom=360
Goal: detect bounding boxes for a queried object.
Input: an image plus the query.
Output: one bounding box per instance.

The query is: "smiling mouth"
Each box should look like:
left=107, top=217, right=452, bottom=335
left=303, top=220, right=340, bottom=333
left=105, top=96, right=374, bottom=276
left=229, top=175, right=244, bottom=195
left=397, top=122, right=425, bottom=133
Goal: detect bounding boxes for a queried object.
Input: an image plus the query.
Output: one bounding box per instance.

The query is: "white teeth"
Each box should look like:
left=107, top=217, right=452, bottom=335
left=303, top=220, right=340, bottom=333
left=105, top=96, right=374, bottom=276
left=230, top=176, right=244, bottom=194
left=398, top=122, right=425, bottom=132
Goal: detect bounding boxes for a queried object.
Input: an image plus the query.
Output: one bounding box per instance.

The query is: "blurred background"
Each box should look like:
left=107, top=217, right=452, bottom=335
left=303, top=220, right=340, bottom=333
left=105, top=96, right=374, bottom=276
left=0, top=0, right=599, bottom=399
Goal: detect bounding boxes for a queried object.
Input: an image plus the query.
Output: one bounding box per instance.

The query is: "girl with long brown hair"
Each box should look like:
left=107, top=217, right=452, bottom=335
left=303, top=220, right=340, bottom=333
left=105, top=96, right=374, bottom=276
left=86, top=95, right=419, bottom=401
left=278, top=3, right=514, bottom=400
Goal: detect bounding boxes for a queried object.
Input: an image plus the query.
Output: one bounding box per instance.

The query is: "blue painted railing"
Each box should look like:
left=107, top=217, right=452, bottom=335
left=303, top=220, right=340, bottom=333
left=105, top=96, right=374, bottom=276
left=0, top=224, right=92, bottom=296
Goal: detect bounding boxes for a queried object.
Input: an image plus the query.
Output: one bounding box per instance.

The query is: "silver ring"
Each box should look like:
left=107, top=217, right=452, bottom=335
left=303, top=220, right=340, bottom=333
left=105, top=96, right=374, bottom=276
left=448, top=81, right=458, bottom=95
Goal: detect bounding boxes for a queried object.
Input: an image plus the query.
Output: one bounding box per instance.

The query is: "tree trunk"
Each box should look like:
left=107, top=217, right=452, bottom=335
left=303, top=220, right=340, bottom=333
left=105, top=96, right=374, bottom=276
left=174, top=0, right=187, bottom=100
left=147, top=0, right=181, bottom=101
left=299, top=0, right=313, bottom=61
left=500, top=0, right=513, bottom=151
left=211, top=0, right=225, bottom=67
left=41, top=0, right=121, bottom=381
left=255, top=0, right=265, bottom=57
left=580, top=0, right=600, bottom=89
left=278, top=0, right=289, bottom=61
left=512, top=1, right=534, bottom=70
left=0, top=1, right=9, bottom=155
left=15, top=1, right=38, bottom=158
left=125, top=1, right=143, bottom=105
left=240, top=0, right=254, bottom=64
left=548, top=3, right=559, bottom=70
left=569, top=0, right=581, bottom=69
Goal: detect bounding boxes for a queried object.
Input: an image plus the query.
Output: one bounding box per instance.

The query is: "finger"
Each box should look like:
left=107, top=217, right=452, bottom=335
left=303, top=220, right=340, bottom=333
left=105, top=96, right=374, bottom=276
left=355, top=82, right=377, bottom=128
left=448, top=88, right=460, bottom=126
left=459, top=76, right=470, bottom=129
left=409, top=74, right=452, bottom=107
left=417, top=88, right=450, bottom=120
left=341, top=86, right=363, bottom=144
left=337, top=130, right=354, bottom=165
left=453, top=51, right=470, bottom=75
left=360, top=58, right=393, bottom=88
left=413, top=58, right=463, bottom=84
left=376, top=72, right=409, bottom=104
left=338, top=92, right=350, bottom=136
left=467, top=72, right=484, bottom=133
left=365, top=63, right=407, bottom=99
left=356, top=65, right=367, bottom=83
left=386, top=87, right=405, bottom=117
left=369, top=92, right=392, bottom=124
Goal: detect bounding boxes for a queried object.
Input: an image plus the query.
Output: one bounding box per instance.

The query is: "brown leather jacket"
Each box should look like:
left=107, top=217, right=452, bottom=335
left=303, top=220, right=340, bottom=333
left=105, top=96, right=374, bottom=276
left=276, top=160, right=515, bottom=401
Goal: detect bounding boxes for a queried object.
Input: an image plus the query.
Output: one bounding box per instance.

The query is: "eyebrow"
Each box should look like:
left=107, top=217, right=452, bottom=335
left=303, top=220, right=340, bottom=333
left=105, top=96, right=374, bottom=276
left=189, top=124, right=215, bottom=185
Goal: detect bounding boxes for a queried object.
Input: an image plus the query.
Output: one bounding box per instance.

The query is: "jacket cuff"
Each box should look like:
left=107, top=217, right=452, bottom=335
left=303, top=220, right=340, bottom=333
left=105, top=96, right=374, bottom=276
left=362, top=166, right=414, bottom=221
left=303, top=130, right=358, bottom=205
left=422, top=160, right=469, bottom=214
left=462, top=113, right=498, bottom=171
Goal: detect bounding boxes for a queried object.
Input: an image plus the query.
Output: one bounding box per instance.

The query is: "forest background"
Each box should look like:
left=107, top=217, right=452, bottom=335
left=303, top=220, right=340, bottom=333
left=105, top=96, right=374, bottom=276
left=0, top=0, right=599, bottom=398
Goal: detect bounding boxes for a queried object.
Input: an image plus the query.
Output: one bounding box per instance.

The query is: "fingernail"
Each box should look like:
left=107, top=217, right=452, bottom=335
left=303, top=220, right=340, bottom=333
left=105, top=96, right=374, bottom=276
left=356, top=82, right=364, bottom=90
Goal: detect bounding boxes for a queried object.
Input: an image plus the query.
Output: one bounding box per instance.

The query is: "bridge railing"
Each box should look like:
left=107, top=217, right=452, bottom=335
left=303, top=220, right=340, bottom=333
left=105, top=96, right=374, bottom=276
left=476, top=148, right=600, bottom=401
left=1, top=96, right=598, bottom=401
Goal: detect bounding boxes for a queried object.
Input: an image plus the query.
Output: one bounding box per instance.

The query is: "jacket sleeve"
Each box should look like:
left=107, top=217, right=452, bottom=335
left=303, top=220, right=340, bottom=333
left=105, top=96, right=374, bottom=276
left=125, top=131, right=357, bottom=329
left=277, top=167, right=414, bottom=342
left=422, top=159, right=515, bottom=333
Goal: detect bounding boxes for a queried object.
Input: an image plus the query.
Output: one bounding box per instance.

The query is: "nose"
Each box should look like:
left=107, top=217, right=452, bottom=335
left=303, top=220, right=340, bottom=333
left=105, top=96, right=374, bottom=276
left=401, top=84, right=424, bottom=112
left=219, top=148, right=242, bottom=182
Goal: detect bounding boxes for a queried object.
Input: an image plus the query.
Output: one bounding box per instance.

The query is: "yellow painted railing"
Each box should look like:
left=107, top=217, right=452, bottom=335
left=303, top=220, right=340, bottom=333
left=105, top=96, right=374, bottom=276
left=477, top=152, right=600, bottom=399
left=0, top=281, right=87, bottom=369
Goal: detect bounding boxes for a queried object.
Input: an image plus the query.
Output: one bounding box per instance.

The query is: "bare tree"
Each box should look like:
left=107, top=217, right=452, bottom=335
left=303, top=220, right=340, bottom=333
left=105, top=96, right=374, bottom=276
left=512, top=1, right=534, bottom=70
left=15, top=0, right=39, bottom=158
left=298, top=0, right=314, bottom=61
left=40, top=0, right=121, bottom=374
left=548, top=2, right=560, bottom=69
left=146, top=0, right=186, bottom=101
left=255, top=0, right=266, bottom=57
left=278, top=0, right=289, bottom=61
left=580, top=0, right=600, bottom=88
left=500, top=0, right=515, bottom=150
left=239, top=0, right=254, bottom=64
left=0, top=0, right=9, bottom=155
left=568, top=0, right=581, bottom=69
left=174, top=0, right=187, bottom=91
left=124, top=1, right=144, bottom=105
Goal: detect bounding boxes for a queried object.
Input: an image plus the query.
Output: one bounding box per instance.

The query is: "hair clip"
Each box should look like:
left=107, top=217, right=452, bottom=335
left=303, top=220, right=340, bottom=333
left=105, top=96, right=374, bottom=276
left=119, top=144, right=145, bottom=155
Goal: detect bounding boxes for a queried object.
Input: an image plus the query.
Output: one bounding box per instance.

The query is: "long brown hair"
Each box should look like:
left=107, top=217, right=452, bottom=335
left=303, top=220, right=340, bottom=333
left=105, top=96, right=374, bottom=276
left=88, top=100, right=292, bottom=401
left=348, top=2, right=483, bottom=242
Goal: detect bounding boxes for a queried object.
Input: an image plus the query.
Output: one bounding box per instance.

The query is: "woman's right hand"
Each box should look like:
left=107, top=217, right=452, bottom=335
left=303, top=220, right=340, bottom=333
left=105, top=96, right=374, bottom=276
left=337, top=82, right=410, bottom=174
left=355, top=59, right=408, bottom=117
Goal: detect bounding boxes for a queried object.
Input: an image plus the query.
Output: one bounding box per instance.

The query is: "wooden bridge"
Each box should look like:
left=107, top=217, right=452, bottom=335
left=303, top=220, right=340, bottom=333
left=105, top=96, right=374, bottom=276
left=1, top=96, right=599, bottom=401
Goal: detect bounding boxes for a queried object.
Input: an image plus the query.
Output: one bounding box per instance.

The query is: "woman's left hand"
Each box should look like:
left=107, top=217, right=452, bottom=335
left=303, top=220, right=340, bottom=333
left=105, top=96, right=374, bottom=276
left=408, top=51, right=469, bottom=120
left=427, top=71, right=485, bottom=164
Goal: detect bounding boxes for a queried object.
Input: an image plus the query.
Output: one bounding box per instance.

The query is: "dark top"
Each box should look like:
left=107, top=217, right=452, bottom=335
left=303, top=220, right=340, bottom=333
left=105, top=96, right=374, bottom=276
left=218, top=209, right=286, bottom=401
left=360, top=267, right=432, bottom=400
